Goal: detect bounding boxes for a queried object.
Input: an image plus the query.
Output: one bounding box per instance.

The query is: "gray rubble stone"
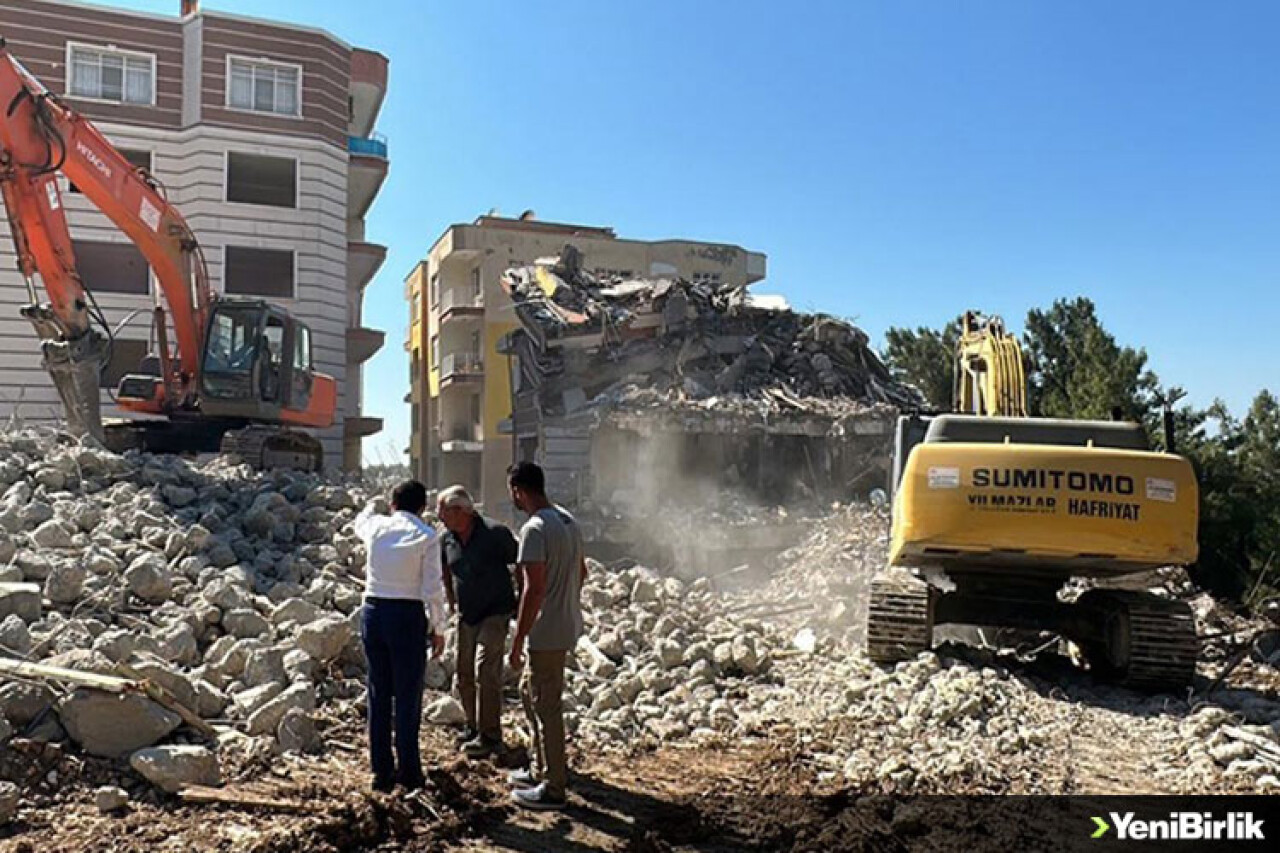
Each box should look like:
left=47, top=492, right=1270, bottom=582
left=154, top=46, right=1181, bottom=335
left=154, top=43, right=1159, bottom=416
left=94, top=786, right=129, bottom=813
left=656, top=639, right=684, bottom=669
left=162, top=486, right=197, bottom=508
left=295, top=615, right=351, bottom=662
left=44, top=561, right=86, bottom=604
left=425, top=695, right=466, bottom=726
left=58, top=689, right=181, bottom=758
left=232, top=683, right=281, bottom=719
left=276, top=708, right=321, bottom=754
left=222, top=608, right=270, bottom=639
left=271, top=598, right=322, bottom=628
left=0, top=781, right=18, bottom=824
left=0, top=718, right=11, bottom=742
left=242, top=647, right=287, bottom=688
left=31, top=518, right=74, bottom=549
left=154, top=621, right=198, bottom=666
left=14, top=552, right=52, bottom=581
left=0, top=682, right=55, bottom=726
left=0, top=613, right=31, bottom=655
left=283, top=649, right=317, bottom=683
left=130, top=745, right=221, bottom=794
left=0, top=582, right=40, bottom=623
left=124, top=554, right=172, bottom=604
left=246, top=683, right=316, bottom=736
left=193, top=679, right=228, bottom=719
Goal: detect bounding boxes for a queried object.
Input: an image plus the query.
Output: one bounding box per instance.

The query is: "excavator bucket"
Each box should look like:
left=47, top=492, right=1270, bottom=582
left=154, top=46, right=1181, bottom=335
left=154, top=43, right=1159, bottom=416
left=42, top=332, right=108, bottom=443
left=19, top=303, right=108, bottom=443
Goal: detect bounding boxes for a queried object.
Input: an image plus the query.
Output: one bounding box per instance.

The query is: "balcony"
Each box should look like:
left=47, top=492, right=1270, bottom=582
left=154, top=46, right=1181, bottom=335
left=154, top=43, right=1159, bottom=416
left=347, top=326, right=385, bottom=365
left=439, top=289, right=484, bottom=323
left=348, top=134, right=389, bottom=219
left=344, top=416, right=383, bottom=439
left=440, top=422, right=483, bottom=453
left=349, top=49, right=389, bottom=138
left=440, top=352, right=483, bottom=386
left=349, top=241, right=386, bottom=293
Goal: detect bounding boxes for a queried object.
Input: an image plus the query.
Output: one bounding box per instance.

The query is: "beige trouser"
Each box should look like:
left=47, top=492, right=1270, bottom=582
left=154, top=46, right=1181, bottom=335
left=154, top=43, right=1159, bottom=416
left=520, top=649, right=568, bottom=797
left=455, top=614, right=509, bottom=743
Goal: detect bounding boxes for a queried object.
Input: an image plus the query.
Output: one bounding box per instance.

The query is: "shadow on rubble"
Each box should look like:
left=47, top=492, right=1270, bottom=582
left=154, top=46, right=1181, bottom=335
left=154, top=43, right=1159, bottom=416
left=927, top=639, right=1280, bottom=724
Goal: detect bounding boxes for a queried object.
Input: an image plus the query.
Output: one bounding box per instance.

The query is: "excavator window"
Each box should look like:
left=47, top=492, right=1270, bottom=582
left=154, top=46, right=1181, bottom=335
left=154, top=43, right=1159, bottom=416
left=201, top=303, right=262, bottom=399
left=291, top=324, right=313, bottom=408
left=261, top=318, right=284, bottom=402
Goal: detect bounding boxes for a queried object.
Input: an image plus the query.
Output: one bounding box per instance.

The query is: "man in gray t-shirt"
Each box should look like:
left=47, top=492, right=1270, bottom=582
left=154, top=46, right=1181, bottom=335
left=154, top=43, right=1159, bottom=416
left=506, top=462, right=586, bottom=810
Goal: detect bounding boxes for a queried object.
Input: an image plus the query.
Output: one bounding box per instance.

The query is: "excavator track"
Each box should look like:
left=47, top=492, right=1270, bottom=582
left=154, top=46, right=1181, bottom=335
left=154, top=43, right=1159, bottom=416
left=865, top=571, right=934, bottom=664
left=1077, top=589, right=1199, bottom=690
left=220, top=426, right=323, bottom=473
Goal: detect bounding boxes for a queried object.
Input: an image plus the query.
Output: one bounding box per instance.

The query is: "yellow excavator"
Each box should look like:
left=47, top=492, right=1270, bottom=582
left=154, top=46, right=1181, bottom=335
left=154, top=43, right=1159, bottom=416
left=869, top=312, right=1200, bottom=689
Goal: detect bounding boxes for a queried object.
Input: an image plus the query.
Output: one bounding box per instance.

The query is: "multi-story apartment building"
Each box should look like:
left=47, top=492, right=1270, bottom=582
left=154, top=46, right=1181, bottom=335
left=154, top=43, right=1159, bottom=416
left=0, top=0, right=387, bottom=470
left=406, top=212, right=767, bottom=512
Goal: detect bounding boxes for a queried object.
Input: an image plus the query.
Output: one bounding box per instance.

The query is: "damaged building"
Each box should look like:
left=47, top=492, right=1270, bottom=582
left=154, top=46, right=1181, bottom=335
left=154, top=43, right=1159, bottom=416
left=499, top=247, right=927, bottom=566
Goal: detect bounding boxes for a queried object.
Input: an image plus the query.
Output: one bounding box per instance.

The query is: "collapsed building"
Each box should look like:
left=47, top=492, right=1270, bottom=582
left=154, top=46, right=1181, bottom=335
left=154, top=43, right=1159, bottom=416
left=499, top=247, right=927, bottom=568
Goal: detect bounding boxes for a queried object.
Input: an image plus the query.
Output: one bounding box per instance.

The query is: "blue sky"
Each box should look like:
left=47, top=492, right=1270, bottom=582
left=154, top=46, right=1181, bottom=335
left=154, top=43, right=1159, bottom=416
left=78, top=1, right=1280, bottom=460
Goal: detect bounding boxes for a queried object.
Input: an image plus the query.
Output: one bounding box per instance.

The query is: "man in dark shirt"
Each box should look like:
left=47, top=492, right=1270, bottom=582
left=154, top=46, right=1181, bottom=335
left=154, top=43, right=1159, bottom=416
left=438, top=485, right=518, bottom=758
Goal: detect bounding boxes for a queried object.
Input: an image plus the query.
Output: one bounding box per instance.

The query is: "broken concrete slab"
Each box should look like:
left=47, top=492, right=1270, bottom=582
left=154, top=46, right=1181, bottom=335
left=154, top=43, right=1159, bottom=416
left=58, top=689, right=182, bottom=758
left=130, top=745, right=221, bottom=793
left=0, top=583, right=40, bottom=623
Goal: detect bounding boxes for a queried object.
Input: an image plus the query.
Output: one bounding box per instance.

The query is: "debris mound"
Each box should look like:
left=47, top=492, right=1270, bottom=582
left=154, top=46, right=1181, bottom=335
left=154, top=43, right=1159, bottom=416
left=501, top=251, right=928, bottom=418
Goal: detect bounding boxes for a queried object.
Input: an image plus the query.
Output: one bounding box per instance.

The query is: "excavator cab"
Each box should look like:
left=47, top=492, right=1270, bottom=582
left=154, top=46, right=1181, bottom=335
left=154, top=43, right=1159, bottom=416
left=199, top=299, right=315, bottom=418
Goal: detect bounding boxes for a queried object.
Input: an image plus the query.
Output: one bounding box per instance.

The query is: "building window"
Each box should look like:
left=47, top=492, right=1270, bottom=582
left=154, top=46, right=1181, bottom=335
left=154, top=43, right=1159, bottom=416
left=226, top=152, right=297, bottom=207
left=593, top=267, right=634, bottom=280
left=100, top=339, right=149, bottom=389
left=692, top=271, right=722, bottom=284
left=429, top=273, right=439, bottom=307
left=471, top=267, right=482, bottom=299
left=224, top=246, right=294, bottom=298
left=469, top=393, right=481, bottom=425
left=67, top=43, right=155, bottom=105
left=227, top=56, right=301, bottom=117
left=74, top=240, right=150, bottom=294
left=69, top=148, right=151, bottom=194
left=430, top=335, right=439, bottom=367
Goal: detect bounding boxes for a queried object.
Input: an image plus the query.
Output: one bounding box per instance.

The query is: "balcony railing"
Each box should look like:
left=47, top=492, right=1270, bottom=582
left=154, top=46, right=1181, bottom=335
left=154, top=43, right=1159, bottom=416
left=348, top=132, right=389, bottom=158
left=440, top=352, right=483, bottom=380
left=440, top=289, right=484, bottom=314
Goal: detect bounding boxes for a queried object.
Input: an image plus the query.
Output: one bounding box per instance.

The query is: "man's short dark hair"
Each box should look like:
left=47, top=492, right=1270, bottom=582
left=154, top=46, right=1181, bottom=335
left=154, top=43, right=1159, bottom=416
left=391, top=480, right=428, bottom=515
left=507, top=461, right=545, bottom=495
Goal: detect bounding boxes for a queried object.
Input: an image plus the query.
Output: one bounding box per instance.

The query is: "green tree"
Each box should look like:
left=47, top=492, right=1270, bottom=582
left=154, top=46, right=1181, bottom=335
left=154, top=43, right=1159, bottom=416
left=1022, top=297, right=1157, bottom=421
left=882, top=320, right=960, bottom=410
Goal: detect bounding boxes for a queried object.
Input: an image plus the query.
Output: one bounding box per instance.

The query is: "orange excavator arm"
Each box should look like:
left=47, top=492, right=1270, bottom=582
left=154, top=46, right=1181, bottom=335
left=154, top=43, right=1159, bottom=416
left=0, top=40, right=211, bottom=437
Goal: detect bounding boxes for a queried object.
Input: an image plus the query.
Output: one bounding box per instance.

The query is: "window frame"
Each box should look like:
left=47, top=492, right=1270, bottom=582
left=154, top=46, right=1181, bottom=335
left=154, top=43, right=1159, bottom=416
left=72, top=238, right=153, bottom=295
left=222, top=244, right=298, bottom=299
left=222, top=150, right=300, bottom=209
left=224, top=54, right=304, bottom=119
left=65, top=41, right=158, bottom=107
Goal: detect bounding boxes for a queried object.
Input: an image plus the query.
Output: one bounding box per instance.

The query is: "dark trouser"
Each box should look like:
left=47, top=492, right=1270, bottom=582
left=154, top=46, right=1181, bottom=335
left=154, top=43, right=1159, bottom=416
left=361, top=598, right=427, bottom=787
left=456, top=614, right=509, bottom=743
left=520, top=649, right=568, bottom=798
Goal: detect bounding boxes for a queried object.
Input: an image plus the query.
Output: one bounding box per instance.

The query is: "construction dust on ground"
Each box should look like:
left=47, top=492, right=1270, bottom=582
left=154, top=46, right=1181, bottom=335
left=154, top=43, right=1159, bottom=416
left=0, top=426, right=1276, bottom=852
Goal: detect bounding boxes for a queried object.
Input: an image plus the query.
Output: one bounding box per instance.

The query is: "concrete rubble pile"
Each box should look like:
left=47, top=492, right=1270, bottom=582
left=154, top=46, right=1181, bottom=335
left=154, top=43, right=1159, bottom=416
left=564, top=502, right=1280, bottom=793
left=0, top=427, right=379, bottom=810
left=502, top=249, right=928, bottom=420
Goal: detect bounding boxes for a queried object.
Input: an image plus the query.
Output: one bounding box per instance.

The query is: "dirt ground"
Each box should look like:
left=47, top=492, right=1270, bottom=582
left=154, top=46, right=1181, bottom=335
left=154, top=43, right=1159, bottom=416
left=4, top=650, right=1273, bottom=853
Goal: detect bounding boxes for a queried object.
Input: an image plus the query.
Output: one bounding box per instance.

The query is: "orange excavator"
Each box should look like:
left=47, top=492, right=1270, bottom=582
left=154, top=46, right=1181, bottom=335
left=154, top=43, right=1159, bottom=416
left=0, top=41, right=334, bottom=470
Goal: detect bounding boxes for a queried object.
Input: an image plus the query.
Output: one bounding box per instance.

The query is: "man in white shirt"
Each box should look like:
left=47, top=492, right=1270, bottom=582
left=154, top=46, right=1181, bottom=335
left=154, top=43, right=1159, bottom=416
left=354, top=480, right=447, bottom=793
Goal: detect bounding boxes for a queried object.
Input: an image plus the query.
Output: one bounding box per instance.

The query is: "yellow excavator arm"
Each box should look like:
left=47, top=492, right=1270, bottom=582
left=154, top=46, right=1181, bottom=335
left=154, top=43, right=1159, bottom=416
left=953, top=311, right=1027, bottom=417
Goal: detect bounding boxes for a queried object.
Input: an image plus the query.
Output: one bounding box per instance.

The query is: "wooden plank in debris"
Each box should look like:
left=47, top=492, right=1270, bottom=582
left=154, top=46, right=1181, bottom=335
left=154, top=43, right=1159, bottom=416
left=0, top=657, right=133, bottom=693
left=178, top=785, right=318, bottom=812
